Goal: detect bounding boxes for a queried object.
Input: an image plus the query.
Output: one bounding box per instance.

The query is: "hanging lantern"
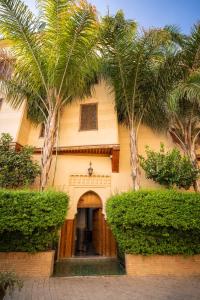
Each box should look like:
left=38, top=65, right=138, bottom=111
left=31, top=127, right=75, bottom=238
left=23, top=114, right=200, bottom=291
left=88, top=161, right=93, bottom=176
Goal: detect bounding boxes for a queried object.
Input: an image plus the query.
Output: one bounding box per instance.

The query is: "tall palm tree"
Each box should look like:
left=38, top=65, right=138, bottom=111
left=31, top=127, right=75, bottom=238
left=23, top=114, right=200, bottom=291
left=100, top=11, right=172, bottom=190
left=0, top=0, right=99, bottom=190
left=156, top=24, right=200, bottom=191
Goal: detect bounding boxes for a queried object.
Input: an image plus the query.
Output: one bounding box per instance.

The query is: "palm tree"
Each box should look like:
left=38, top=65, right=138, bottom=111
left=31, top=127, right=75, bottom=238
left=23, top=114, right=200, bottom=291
left=168, top=99, right=200, bottom=192
left=0, top=0, right=99, bottom=190
left=100, top=11, right=172, bottom=190
left=156, top=24, right=200, bottom=191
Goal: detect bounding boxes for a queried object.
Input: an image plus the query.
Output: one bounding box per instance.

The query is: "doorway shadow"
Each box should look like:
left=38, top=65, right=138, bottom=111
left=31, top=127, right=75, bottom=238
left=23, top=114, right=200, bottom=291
left=75, top=208, right=100, bottom=256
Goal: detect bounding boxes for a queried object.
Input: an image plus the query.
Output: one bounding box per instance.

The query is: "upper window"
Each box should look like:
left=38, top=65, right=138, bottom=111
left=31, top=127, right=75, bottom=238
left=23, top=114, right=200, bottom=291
left=39, top=123, right=45, bottom=138
left=80, top=103, right=98, bottom=131
left=0, top=98, right=3, bottom=111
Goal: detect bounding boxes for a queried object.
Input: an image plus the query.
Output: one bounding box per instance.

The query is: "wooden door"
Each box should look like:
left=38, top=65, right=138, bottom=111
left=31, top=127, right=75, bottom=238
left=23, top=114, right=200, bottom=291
left=102, top=215, right=117, bottom=257
left=92, top=209, right=102, bottom=255
left=59, top=216, right=117, bottom=258
left=92, top=210, right=117, bottom=257
left=59, top=219, right=74, bottom=259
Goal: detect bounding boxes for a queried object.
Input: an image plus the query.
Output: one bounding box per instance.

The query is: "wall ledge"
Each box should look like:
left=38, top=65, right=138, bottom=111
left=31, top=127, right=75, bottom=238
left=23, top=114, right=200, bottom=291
left=125, top=254, right=200, bottom=276
left=0, top=251, right=55, bottom=278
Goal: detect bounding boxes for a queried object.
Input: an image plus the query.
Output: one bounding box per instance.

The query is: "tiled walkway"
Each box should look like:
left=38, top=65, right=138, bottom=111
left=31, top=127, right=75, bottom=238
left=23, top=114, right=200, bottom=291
left=5, top=276, right=200, bottom=300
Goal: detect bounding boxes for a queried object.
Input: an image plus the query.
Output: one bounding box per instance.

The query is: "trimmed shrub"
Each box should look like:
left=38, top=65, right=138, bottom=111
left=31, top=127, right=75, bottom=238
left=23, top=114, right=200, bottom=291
left=0, top=190, right=69, bottom=252
left=106, top=190, right=200, bottom=255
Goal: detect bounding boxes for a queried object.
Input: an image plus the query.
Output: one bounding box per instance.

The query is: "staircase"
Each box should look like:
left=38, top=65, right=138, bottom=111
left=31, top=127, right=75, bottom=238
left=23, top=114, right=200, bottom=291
left=54, top=257, right=125, bottom=277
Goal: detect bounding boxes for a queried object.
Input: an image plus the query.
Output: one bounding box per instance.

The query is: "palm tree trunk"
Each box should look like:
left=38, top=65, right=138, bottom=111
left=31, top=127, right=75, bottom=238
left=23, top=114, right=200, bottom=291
left=188, top=147, right=200, bottom=192
left=193, top=177, right=200, bottom=192
left=130, top=125, right=140, bottom=191
left=179, top=145, right=200, bottom=192
left=40, top=109, right=58, bottom=190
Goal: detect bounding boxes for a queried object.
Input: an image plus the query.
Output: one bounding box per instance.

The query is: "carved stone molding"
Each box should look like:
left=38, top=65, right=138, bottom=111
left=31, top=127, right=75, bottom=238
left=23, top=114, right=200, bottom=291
left=69, top=175, right=111, bottom=187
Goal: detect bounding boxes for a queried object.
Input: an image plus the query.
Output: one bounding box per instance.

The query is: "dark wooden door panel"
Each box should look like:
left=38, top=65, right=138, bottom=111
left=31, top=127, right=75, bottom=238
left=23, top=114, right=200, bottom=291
left=92, top=209, right=102, bottom=255
left=101, top=216, right=117, bottom=257
left=59, top=220, right=74, bottom=259
left=59, top=206, right=117, bottom=258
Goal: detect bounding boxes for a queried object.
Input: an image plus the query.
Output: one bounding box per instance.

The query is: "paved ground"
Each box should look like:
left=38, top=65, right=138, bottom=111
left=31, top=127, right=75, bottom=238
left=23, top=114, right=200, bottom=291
left=5, top=276, right=200, bottom=300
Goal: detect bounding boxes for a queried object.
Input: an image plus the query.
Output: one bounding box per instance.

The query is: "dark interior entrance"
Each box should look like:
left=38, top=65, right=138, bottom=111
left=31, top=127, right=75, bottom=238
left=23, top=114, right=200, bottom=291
left=75, top=191, right=102, bottom=257
left=75, top=208, right=101, bottom=256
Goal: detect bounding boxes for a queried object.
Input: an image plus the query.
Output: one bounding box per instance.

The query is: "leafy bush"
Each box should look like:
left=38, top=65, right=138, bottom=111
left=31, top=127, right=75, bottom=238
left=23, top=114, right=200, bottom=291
left=0, top=133, right=40, bottom=188
left=0, top=190, right=68, bottom=252
left=0, top=272, right=23, bottom=300
left=106, top=190, right=200, bottom=255
left=139, top=144, right=199, bottom=189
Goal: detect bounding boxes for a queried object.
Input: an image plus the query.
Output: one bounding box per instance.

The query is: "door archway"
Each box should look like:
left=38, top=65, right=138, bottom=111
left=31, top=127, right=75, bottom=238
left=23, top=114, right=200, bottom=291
left=77, top=191, right=102, bottom=209
left=59, top=191, right=117, bottom=259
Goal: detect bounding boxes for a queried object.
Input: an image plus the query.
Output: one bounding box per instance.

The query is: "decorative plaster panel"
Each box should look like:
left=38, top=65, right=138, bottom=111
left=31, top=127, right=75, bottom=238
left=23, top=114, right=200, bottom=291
left=69, top=175, right=111, bottom=187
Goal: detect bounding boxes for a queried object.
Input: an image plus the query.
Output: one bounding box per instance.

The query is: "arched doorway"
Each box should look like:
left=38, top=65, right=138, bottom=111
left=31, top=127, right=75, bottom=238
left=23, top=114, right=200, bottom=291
left=75, top=191, right=102, bottom=256
left=59, top=191, right=117, bottom=259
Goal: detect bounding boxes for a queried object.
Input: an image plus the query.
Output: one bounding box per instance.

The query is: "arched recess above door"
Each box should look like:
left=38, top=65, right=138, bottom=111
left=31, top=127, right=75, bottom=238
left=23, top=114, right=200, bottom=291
left=77, top=191, right=102, bottom=209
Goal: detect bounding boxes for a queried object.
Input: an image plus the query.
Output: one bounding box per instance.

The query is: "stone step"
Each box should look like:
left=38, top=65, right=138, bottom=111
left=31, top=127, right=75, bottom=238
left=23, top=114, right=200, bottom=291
left=54, top=257, right=125, bottom=277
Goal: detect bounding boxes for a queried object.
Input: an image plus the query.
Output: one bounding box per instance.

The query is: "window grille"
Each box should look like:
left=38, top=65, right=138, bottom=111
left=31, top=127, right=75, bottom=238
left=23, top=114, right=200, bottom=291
left=39, top=123, right=45, bottom=138
left=0, top=98, right=3, bottom=111
left=80, top=103, right=98, bottom=131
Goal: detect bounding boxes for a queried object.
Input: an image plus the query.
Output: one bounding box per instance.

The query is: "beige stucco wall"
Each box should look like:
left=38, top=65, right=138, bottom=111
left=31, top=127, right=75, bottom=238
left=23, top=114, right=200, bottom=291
left=25, top=81, right=118, bottom=148
left=111, top=124, right=174, bottom=193
left=17, top=106, right=32, bottom=145
left=33, top=153, right=112, bottom=218
left=16, top=81, right=119, bottom=219
left=32, top=123, right=174, bottom=219
left=49, top=155, right=111, bottom=187
left=0, top=99, right=25, bottom=142
left=1, top=81, right=176, bottom=219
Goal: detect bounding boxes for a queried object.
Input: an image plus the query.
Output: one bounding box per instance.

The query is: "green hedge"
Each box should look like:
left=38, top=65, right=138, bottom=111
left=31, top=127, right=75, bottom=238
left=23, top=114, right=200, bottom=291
left=106, top=190, right=200, bottom=255
left=0, top=190, right=69, bottom=252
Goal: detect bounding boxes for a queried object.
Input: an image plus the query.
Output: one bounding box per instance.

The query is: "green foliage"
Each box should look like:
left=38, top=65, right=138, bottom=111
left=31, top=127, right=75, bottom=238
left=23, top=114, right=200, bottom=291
left=0, top=272, right=23, bottom=300
left=0, top=133, right=40, bottom=188
left=106, top=190, right=200, bottom=255
left=100, top=11, right=172, bottom=129
left=0, top=190, right=68, bottom=252
left=154, top=23, right=200, bottom=174
left=0, top=0, right=100, bottom=189
left=100, top=12, right=175, bottom=190
left=0, top=0, right=100, bottom=123
left=140, top=144, right=199, bottom=189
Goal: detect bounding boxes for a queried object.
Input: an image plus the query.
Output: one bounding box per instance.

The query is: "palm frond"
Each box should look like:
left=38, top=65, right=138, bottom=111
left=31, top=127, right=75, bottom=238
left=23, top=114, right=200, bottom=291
left=164, top=24, right=187, bottom=47
left=169, top=71, right=200, bottom=110
left=100, top=12, right=174, bottom=131
left=0, top=0, right=100, bottom=122
left=36, top=0, right=73, bottom=85
left=0, top=0, right=48, bottom=95
left=56, top=1, right=100, bottom=99
left=184, top=22, right=200, bottom=69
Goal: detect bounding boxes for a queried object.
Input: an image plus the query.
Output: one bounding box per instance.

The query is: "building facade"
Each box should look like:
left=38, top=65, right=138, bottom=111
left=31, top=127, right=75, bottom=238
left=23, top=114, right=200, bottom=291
left=0, top=81, right=174, bottom=258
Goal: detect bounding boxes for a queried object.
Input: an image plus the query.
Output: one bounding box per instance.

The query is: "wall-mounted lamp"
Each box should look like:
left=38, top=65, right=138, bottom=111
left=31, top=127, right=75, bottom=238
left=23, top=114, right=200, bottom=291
left=88, top=161, right=93, bottom=176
